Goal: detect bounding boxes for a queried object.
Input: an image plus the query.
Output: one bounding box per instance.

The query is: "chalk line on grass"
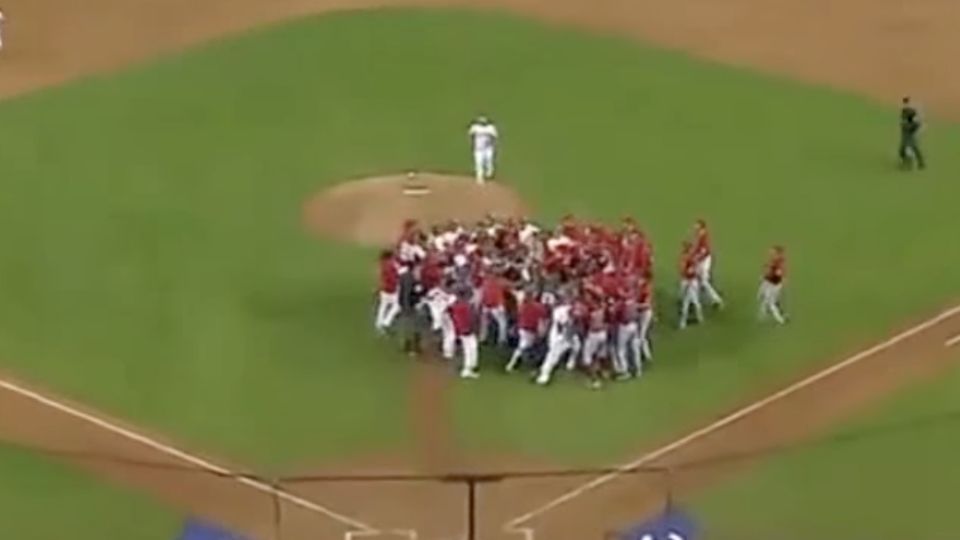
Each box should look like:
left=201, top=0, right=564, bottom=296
left=946, top=333, right=960, bottom=348
left=504, top=303, right=960, bottom=535
left=0, top=378, right=378, bottom=534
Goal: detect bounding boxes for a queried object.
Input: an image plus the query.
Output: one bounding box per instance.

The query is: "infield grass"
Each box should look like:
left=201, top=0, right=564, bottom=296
left=0, top=7, right=958, bottom=475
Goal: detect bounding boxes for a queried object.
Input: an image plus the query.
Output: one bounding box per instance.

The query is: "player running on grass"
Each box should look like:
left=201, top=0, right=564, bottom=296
left=758, top=245, right=788, bottom=324
left=536, top=290, right=575, bottom=386
left=678, top=241, right=704, bottom=329
left=693, top=219, right=724, bottom=308
left=506, top=291, right=548, bottom=372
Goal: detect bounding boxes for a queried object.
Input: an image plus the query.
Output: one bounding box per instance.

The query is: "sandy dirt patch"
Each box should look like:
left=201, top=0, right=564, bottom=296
left=303, top=173, right=528, bottom=247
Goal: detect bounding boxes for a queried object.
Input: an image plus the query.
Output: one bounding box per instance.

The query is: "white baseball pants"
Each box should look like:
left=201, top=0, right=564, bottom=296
left=507, top=329, right=537, bottom=371
left=473, top=147, right=495, bottom=182
left=459, top=334, right=479, bottom=376
left=697, top=255, right=724, bottom=306
left=375, top=291, right=400, bottom=331
left=537, top=337, right=573, bottom=384
left=758, top=281, right=786, bottom=324
left=582, top=331, right=607, bottom=367
left=679, top=279, right=703, bottom=328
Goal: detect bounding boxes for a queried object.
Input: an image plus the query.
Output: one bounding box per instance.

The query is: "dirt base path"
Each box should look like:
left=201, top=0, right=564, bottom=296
left=2, top=0, right=959, bottom=117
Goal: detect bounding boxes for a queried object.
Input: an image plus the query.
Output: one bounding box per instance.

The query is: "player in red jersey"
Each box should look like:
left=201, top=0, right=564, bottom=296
left=479, top=270, right=509, bottom=345
left=580, top=295, right=609, bottom=389
left=445, top=290, right=481, bottom=379
left=678, top=241, right=704, bottom=329
left=758, top=245, right=788, bottom=324
left=616, top=277, right=654, bottom=377
left=506, top=291, right=548, bottom=372
left=419, top=250, right=447, bottom=331
left=374, top=250, right=401, bottom=333
left=693, top=219, right=724, bottom=308
left=566, top=291, right=591, bottom=370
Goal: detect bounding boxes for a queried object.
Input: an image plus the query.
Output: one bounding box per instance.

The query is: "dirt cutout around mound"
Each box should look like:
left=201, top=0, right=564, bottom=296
left=303, top=173, right=529, bottom=247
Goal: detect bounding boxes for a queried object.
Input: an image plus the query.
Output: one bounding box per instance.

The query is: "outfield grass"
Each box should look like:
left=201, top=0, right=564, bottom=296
left=692, top=354, right=960, bottom=539
left=0, top=442, right=179, bottom=539
left=0, top=7, right=958, bottom=475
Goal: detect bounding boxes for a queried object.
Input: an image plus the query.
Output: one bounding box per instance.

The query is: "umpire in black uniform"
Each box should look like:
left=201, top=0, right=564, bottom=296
left=899, top=96, right=925, bottom=170
left=397, top=269, right=426, bottom=356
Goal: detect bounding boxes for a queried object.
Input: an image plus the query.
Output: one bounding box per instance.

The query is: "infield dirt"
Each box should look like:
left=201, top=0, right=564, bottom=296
left=1, top=0, right=959, bottom=538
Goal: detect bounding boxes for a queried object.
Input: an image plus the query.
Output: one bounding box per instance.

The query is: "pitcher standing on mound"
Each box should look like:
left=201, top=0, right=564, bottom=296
left=468, top=115, right=498, bottom=183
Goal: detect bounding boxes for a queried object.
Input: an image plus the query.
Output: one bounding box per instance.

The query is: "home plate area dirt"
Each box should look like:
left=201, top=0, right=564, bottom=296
left=2, top=0, right=960, bottom=538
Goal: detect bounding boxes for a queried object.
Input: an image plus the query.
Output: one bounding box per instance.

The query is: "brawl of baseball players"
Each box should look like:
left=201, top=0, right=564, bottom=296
left=372, top=116, right=788, bottom=388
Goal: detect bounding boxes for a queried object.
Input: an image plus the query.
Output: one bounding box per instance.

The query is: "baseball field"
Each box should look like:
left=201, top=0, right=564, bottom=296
left=0, top=0, right=958, bottom=538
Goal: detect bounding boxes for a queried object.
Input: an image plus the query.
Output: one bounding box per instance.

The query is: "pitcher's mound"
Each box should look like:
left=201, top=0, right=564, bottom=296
left=303, top=172, right=530, bottom=246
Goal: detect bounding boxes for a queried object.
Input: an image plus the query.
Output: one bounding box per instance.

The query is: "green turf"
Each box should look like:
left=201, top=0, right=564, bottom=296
left=0, top=7, right=958, bottom=474
left=692, top=353, right=960, bottom=539
left=0, top=442, right=180, bottom=539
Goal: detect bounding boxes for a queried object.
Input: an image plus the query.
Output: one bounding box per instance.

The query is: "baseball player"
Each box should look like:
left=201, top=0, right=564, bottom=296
left=446, top=290, right=480, bottom=379
left=439, top=283, right=458, bottom=357
left=535, top=291, right=574, bottom=386
left=616, top=278, right=653, bottom=377
left=678, top=242, right=704, bottom=329
left=636, top=277, right=654, bottom=361
left=479, top=270, right=509, bottom=345
left=419, top=251, right=447, bottom=331
left=374, top=250, right=401, bottom=333
left=564, top=291, right=589, bottom=371
left=579, top=296, right=609, bottom=389
left=693, top=220, right=724, bottom=308
left=506, top=291, right=547, bottom=372
left=758, top=246, right=788, bottom=324
left=899, top=96, right=925, bottom=170
left=0, top=9, right=5, bottom=51
left=468, top=115, right=498, bottom=183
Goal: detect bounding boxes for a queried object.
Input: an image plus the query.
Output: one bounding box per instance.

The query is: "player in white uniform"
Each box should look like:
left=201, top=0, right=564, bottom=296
left=0, top=9, right=6, bottom=51
left=467, top=116, right=498, bottom=183
left=535, top=296, right=574, bottom=386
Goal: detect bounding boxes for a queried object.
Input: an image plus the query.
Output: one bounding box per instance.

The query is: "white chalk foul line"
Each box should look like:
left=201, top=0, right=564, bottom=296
left=0, top=378, right=378, bottom=534
left=344, top=529, right=418, bottom=539
left=505, top=303, right=960, bottom=532
left=946, top=334, right=960, bottom=348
